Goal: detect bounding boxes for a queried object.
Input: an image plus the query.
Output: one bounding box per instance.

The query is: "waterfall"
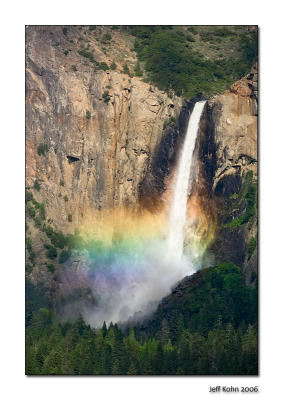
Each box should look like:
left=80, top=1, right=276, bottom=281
left=166, top=101, right=206, bottom=261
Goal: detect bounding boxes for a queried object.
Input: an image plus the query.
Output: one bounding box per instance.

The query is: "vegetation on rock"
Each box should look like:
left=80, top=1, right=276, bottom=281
left=130, top=26, right=258, bottom=99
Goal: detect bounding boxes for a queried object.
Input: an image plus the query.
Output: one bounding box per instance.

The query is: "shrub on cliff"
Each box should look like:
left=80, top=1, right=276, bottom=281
left=102, top=90, right=111, bottom=103
left=37, top=143, right=49, bottom=156
left=44, top=244, right=57, bottom=260
left=130, top=26, right=258, bottom=99
left=33, top=180, right=41, bottom=191
left=110, top=61, right=117, bottom=70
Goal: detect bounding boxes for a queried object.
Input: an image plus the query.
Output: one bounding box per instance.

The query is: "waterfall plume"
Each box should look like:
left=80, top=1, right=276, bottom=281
left=61, top=101, right=207, bottom=327
left=166, top=101, right=206, bottom=261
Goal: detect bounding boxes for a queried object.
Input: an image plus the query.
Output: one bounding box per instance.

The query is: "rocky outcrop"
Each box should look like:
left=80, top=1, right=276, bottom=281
left=208, top=63, right=258, bottom=193
left=25, top=26, right=187, bottom=291
left=25, top=25, right=258, bottom=291
left=26, top=26, right=183, bottom=233
left=198, top=64, right=258, bottom=284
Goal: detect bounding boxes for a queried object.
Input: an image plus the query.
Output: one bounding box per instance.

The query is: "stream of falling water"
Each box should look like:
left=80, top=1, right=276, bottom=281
left=166, top=101, right=206, bottom=261
left=76, top=101, right=207, bottom=327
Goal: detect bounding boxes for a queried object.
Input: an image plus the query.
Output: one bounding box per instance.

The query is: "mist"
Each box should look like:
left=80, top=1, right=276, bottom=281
left=80, top=237, right=198, bottom=327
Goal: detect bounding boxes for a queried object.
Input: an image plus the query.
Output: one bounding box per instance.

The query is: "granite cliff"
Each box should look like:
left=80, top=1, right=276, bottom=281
left=25, top=25, right=258, bottom=294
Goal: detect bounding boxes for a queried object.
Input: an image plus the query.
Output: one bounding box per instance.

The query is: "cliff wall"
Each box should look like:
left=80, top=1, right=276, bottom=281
left=198, top=64, right=258, bottom=284
left=25, top=26, right=258, bottom=290
left=26, top=26, right=183, bottom=232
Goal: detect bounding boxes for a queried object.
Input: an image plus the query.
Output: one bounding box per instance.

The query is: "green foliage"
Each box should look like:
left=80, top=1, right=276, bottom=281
left=45, top=244, right=58, bottom=260
left=130, top=26, right=258, bottom=99
left=26, top=262, right=258, bottom=375
left=42, top=225, right=67, bottom=249
left=250, top=271, right=257, bottom=283
left=102, top=33, right=112, bottom=43
left=86, top=110, right=91, bottom=119
left=77, top=49, right=109, bottom=71
left=228, top=172, right=257, bottom=228
left=25, top=279, right=50, bottom=326
left=78, top=48, right=95, bottom=62
left=32, top=199, right=46, bottom=220
left=60, top=179, right=64, bottom=187
left=239, top=31, right=258, bottom=63
left=26, top=204, right=36, bottom=218
left=26, top=235, right=35, bottom=263
left=64, top=50, right=69, bottom=56
left=248, top=237, right=257, bottom=259
left=98, top=62, right=109, bottom=71
left=46, top=264, right=55, bottom=273
left=25, top=263, right=33, bottom=274
left=34, top=216, right=42, bottom=228
left=102, top=90, right=111, bottom=104
left=186, top=33, right=195, bottom=42
left=26, top=190, right=34, bottom=203
left=64, top=195, right=69, bottom=202
left=110, top=61, right=117, bottom=70
left=187, top=26, right=197, bottom=34
left=59, top=249, right=71, bottom=264
left=62, top=27, right=68, bottom=36
left=26, top=236, right=32, bottom=252
left=89, top=25, right=96, bottom=31
left=145, top=263, right=257, bottom=340
left=68, top=214, right=72, bottom=222
left=134, top=61, right=143, bottom=77
left=163, top=116, right=176, bottom=130
left=122, top=63, right=131, bottom=76
left=33, top=180, right=41, bottom=191
left=37, top=143, right=49, bottom=156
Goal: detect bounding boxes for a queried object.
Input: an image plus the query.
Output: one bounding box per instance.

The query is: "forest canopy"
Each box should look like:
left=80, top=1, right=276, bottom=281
left=130, top=25, right=258, bottom=99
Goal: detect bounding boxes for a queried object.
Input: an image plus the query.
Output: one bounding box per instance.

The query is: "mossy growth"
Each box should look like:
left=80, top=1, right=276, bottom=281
left=46, top=264, right=55, bottom=273
left=123, top=63, right=132, bottom=77
left=77, top=49, right=109, bottom=71
left=44, top=244, right=58, bottom=260
left=134, top=61, right=143, bottom=77
left=101, top=33, right=112, bottom=43
left=163, top=116, right=176, bottom=130
left=25, top=263, right=33, bottom=274
left=248, top=236, right=257, bottom=259
left=37, top=143, right=49, bottom=156
left=33, top=180, right=41, bottom=191
left=110, top=61, right=117, bottom=70
left=227, top=171, right=257, bottom=229
left=59, top=249, right=71, bottom=264
left=102, top=90, right=111, bottom=103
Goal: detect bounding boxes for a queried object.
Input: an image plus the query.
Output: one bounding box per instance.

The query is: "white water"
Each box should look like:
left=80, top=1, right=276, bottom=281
left=166, top=101, right=206, bottom=261
left=78, top=101, right=207, bottom=327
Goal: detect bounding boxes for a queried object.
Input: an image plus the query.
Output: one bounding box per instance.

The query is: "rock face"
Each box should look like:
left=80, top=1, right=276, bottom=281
left=205, top=63, right=258, bottom=193
left=25, top=25, right=258, bottom=291
left=198, top=64, right=258, bottom=284
left=26, top=26, right=183, bottom=233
